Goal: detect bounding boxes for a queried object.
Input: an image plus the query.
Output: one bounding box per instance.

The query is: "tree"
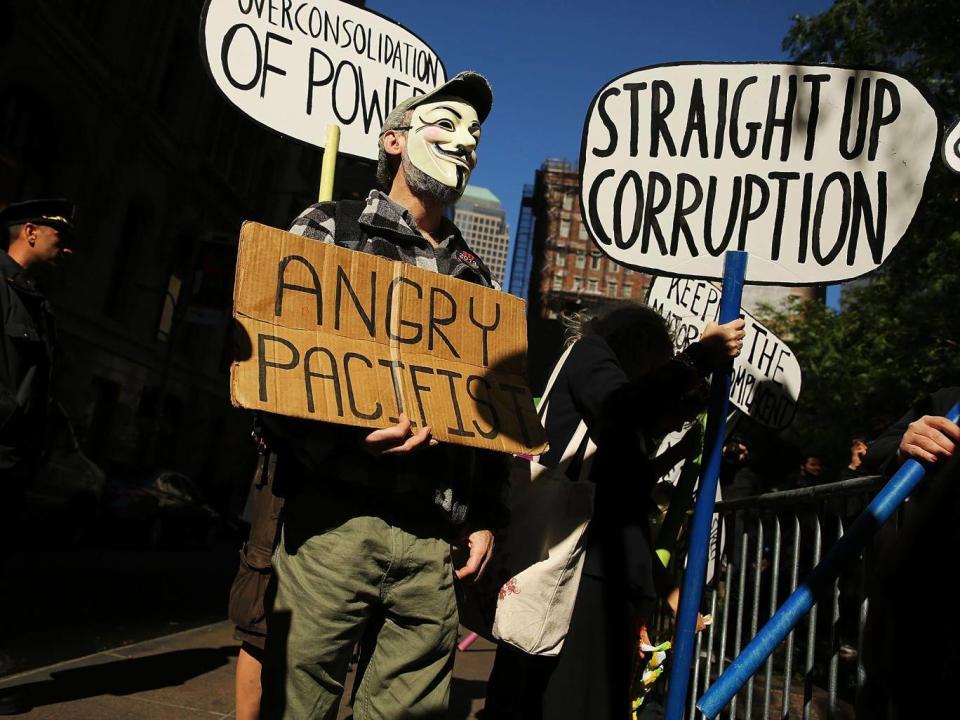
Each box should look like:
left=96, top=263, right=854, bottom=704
left=763, top=0, right=960, bottom=466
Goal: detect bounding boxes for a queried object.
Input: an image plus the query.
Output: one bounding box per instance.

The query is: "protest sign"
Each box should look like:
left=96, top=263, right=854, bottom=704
left=944, top=119, right=960, bottom=174
left=230, top=223, right=547, bottom=455
left=200, top=0, right=446, bottom=160
left=654, top=423, right=726, bottom=585
left=647, top=276, right=801, bottom=429
left=580, top=63, right=940, bottom=284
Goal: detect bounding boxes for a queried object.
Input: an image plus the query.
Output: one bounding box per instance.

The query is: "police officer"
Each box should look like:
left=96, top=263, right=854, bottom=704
left=0, top=199, right=75, bottom=711
left=0, top=198, right=75, bottom=523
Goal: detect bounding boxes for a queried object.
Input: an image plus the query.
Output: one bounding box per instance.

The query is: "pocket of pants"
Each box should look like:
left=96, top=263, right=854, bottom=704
left=228, top=546, right=273, bottom=633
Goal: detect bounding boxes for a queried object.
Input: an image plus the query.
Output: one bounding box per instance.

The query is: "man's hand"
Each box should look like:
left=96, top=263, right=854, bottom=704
left=454, top=530, right=494, bottom=583
left=898, top=415, right=960, bottom=464
left=361, top=413, right=438, bottom=456
left=701, top=318, right=746, bottom=364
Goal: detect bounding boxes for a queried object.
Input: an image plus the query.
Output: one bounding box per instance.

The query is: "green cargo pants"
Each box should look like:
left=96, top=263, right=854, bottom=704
left=262, top=485, right=458, bottom=720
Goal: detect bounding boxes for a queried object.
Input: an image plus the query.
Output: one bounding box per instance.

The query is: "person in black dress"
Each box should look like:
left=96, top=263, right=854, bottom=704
left=485, top=304, right=745, bottom=720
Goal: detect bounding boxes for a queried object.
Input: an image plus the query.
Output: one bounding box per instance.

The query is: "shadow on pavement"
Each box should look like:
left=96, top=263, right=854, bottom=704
left=5, top=645, right=237, bottom=711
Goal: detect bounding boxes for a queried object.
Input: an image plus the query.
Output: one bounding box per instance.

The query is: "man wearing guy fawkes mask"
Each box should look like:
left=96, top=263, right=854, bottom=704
left=257, top=73, right=509, bottom=720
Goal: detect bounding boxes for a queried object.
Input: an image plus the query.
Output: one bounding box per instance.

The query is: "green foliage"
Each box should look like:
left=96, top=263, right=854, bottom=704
left=764, top=0, right=960, bottom=464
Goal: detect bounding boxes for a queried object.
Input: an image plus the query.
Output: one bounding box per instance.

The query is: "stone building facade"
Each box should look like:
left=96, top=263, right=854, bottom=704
left=0, top=0, right=373, bottom=507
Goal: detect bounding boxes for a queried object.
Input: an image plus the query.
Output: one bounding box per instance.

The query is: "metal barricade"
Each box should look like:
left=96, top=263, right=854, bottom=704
left=664, top=475, right=890, bottom=720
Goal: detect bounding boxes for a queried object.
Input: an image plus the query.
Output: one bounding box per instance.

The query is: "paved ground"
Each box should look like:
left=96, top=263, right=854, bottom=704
left=1, top=543, right=238, bottom=674
left=0, top=621, right=495, bottom=719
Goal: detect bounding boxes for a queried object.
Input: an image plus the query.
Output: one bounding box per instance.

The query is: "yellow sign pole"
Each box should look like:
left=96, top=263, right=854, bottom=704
left=318, top=125, right=341, bottom=202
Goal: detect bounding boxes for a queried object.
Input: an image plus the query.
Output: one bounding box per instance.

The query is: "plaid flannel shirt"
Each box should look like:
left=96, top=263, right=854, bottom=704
left=289, top=189, right=501, bottom=290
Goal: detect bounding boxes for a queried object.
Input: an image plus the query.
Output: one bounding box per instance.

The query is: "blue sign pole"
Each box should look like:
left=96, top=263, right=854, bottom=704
left=664, top=250, right=748, bottom=720
left=697, top=401, right=960, bottom=719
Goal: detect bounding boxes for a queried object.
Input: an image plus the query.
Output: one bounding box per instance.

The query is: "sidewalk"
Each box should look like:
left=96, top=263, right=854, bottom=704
left=0, top=622, right=495, bottom=719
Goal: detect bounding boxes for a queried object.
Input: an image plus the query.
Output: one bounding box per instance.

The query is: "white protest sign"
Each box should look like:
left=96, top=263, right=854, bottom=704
left=579, top=63, right=940, bottom=284
left=647, top=276, right=801, bottom=429
left=655, top=423, right=726, bottom=585
left=944, top=120, right=960, bottom=175
left=200, top=0, right=446, bottom=160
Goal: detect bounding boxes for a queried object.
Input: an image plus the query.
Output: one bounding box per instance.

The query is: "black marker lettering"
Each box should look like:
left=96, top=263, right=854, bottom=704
left=276, top=255, right=322, bottom=325
left=802, top=74, right=830, bottom=160
left=812, top=171, right=851, bottom=266
left=436, top=369, right=474, bottom=438
left=467, top=375, right=499, bottom=439
left=797, top=172, right=814, bottom=263
left=714, top=78, right=728, bottom=159
left=221, top=24, right=261, bottom=91
left=737, top=174, right=770, bottom=251
left=588, top=170, right=616, bottom=245
left=303, top=346, right=342, bottom=416
left=840, top=76, right=870, bottom=160
left=730, top=76, right=760, bottom=158
left=343, top=352, right=381, bottom=420
left=592, top=88, right=621, bottom=158
left=428, top=287, right=460, bottom=358
left=306, top=48, right=334, bottom=114
left=650, top=80, right=677, bottom=157
left=671, top=173, right=703, bottom=256
left=641, top=171, right=670, bottom=255
left=260, top=32, right=291, bottom=98
left=386, top=276, right=423, bottom=344
left=767, top=171, right=800, bottom=261
left=848, top=170, right=887, bottom=265
left=468, top=297, right=500, bottom=368
left=257, top=334, right=299, bottom=403
left=703, top=176, right=741, bottom=256
left=681, top=78, right=708, bottom=158
left=408, top=365, right=433, bottom=427
left=868, top=78, right=900, bottom=161
left=624, top=82, right=648, bottom=157
left=614, top=170, right=643, bottom=250
left=335, top=266, right=376, bottom=338
left=378, top=358, right=405, bottom=423
left=331, top=60, right=359, bottom=125
left=761, top=74, right=797, bottom=161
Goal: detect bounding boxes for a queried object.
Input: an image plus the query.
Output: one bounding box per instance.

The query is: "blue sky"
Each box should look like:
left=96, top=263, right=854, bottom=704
left=367, top=0, right=840, bottom=305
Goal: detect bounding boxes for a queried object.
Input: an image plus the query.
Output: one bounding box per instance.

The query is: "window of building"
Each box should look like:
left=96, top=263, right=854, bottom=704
left=608, top=281, right=619, bottom=296
left=591, top=253, right=602, bottom=270
left=575, top=250, right=586, bottom=269
left=562, top=193, right=573, bottom=211
left=572, top=277, right=582, bottom=292
left=552, top=275, right=564, bottom=291
left=623, top=283, right=633, bottom=298
left=579, top=223, right=589, bottom=240
left=556, top=251, right=566, bottom=268
left=588, top=279, right=599, bottom=293
left=559, top=218, right=571, bottom=238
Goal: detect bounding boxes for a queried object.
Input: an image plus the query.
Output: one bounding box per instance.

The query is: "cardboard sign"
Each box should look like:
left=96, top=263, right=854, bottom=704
left=230, top=223, right=547, bottom=455
left=647, top=276, right=801, bottom=429
left=579, top=63, right=940, bottom=285
left=655, top=424, right=726, bottom=585
left=200, top=0, right=446, bottom=160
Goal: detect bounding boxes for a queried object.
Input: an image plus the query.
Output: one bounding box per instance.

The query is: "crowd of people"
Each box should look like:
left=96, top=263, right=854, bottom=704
left=3, top=67, right=958, bottom=720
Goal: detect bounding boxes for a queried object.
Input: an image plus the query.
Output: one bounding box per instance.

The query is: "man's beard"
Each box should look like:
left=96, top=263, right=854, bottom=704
left=402, top=151, right=465, bottom=206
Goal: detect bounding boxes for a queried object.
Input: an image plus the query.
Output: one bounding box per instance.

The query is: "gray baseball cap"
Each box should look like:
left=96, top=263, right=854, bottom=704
left=380, top=71, right=493, bottom=135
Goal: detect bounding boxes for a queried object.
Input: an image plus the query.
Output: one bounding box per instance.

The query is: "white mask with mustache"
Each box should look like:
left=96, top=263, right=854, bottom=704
left=405, top=97, right=481, bottom=192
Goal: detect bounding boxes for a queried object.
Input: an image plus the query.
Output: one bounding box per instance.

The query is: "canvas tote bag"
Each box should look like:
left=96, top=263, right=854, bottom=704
left=487, top=343, right=598, bottom=656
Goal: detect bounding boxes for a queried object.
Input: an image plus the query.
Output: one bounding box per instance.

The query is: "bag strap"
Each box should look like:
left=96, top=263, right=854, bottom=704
left=537, top=342, right=576, bottom=423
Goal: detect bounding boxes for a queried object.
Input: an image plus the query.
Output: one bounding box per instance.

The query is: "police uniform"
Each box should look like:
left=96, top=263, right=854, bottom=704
left=0, top=199, right=75, bottom=527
